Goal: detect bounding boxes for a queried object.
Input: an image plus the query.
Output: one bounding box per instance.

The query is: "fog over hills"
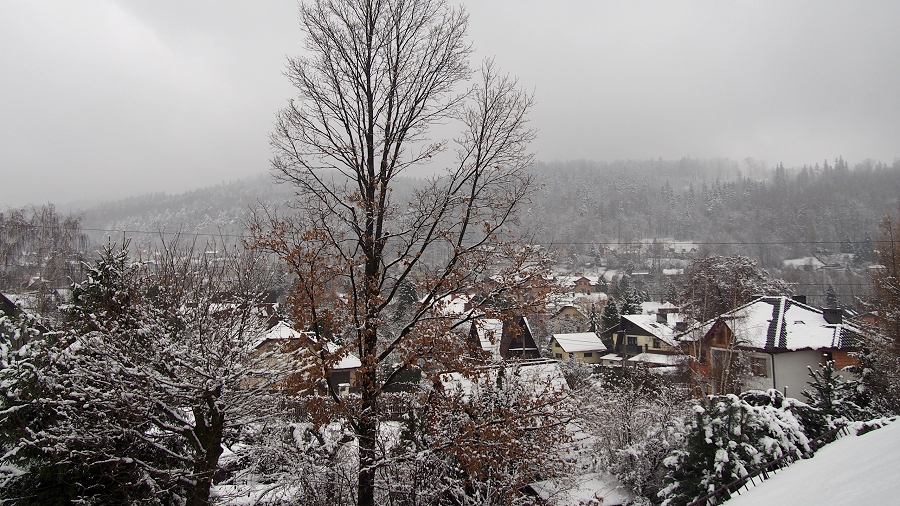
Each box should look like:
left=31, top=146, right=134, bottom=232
left=75, top=157, right=900, bottom=264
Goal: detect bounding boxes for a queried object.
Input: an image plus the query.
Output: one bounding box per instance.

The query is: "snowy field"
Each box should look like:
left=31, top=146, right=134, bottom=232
left=728, top=420, right=900, bottom=506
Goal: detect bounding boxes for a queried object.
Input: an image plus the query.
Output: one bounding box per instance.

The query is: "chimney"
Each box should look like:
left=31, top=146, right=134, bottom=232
left=823, top=308, right=842, bottom=325
left=792, top=295, right=807, bottom=305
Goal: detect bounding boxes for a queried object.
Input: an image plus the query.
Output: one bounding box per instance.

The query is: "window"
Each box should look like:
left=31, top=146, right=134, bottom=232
left=653, top=338, right=661, bottom=349
left=751, top=357, right=768, bottom=377
left=583, top=352, right=593, bottom=358
left=627, top=336, right=637, bottom=346
left=555, top=353, right=562, bottom=359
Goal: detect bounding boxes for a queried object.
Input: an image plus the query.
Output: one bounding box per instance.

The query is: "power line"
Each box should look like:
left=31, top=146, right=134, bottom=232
left=3, top=221, right=898, bottom=247
left=3, top=223, right=896, bottom=246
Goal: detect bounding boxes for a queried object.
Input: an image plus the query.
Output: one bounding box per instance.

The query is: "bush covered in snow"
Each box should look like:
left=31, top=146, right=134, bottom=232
left=658, top=391, right=811, bottom=506
left=577, top=365, right=692, bottom=504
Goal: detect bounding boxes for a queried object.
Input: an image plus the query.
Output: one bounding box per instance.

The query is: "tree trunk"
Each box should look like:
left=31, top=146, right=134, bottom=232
left=357, top=366, right=378, bottom=506
left=185, top=398, right=225, bottom=506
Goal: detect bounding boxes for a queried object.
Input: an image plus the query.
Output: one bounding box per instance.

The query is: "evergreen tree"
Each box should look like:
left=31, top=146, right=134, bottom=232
left=601, top=299, right=620, bottom=331
left=619, top=285, right=643, bottom=316
left=825, top=284, right=838, bottom=308
left=69, top=241, right=141, bottom=333
left=803, top=360, right=870, bottom=424
left=659, top=393, right=810, bottom=506
left=393, top=278, right=419, bottom=322
left=0, top=242, right=156, bottom=505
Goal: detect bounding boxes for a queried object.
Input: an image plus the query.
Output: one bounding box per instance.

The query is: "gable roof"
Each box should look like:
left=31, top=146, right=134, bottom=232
left=552, top=332, right=608, bottom=353
left=629, top=352, right=684, bottom=366
left=0, top=292, right=19, bottom=319
left=469, top=316, right=540, bottom=360
left=700, top=296, right=862, bottom=351
left=470, top=318, right=504, bottom=360
left=551, top=305, right=587, bottom=320
left=621, top=313, right=681, bottom=347
left=502, top=316, right=539, bottom=357
left=256, top=321, right=361, bottom=370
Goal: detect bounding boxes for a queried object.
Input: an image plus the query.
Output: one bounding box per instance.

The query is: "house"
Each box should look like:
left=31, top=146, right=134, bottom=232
left=615, top=303, right=684, bottom=357
left=551, top=332, right=607, bottom=364
left=549, top=304, right=589, bottom=333
left=679, top=296, right=863, bottom=397
left=468, top=315, right=540, bottom=361
left=554, top=274, right=605, bottom=296
left=253, top=321, right=361, bottom=396
left=571, top=275, right=598, bottom=295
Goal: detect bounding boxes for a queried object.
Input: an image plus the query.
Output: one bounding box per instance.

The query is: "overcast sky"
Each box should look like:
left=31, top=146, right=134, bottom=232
left=2, top=0, right=899, bottom=208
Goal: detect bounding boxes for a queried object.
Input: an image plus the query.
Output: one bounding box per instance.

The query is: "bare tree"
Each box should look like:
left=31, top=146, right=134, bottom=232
left=257, top=0, right=546, bottom=503
left=0, top=205, right=89, bottom=315
left=679, top=255, right=792, bottom=323
left=860, top=214, right=900, bottom=413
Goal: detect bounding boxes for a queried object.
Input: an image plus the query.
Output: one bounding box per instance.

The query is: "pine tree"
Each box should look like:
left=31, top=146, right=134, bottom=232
left=659, top=393, right=810, bottom=506
left=825, top=284, right=838, bottom=308
left=619, top=285, right=643, bottom=316
left=601, top=299, right=620, bottom=331
left=803, top=360, right=869, bottom=424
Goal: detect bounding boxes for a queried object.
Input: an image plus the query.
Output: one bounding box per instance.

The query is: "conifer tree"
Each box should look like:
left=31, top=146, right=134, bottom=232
left=659, top=393, right=810, bottom=506
left=803, top=360, right=869, bottom=424
left=601, top=299, right=620, bottom=331
left=825, top=284, right=838, bottom=308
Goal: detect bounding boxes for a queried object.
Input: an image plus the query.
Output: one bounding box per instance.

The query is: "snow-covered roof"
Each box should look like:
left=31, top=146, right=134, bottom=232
left=600, top=269, right=619, bottom=282
left=551, top=305, right=587, bottom=319
left=640, top=301, right=662, bottom=314
left=527, top=472, right=635, bottom=505
left=726, top=419, right=900, bottom=506
left=256, top=321, right=361, bottom=370
left=783, top=256, right=826, bottom=269
left=629, top=352, right=684, bottom=366
left=699, top=296, right=862, bottom=351
left=471, top=318, right=504, bottom=360
left=257, top=321, right=307, bottom=344
left=327, top=344, right=362, bottom=370
left=552, top=332, right=607, bottom=353
left=600, top=353, right=624, bottom=362
left=557, top=275, right=598, bottom=287
left=437, top=293, right=473, bottom=317
left=440, top=359, right=568, bottom=399
left=621, top=313, right=681, bottom=347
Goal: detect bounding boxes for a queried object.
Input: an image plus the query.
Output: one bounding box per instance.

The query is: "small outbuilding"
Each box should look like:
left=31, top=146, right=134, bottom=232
left=551, top=332, right=607, bottom=364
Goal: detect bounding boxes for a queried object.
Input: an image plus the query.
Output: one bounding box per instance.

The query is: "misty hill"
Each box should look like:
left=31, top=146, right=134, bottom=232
left=523, top=157, right=900, bottom=267
left=76, top=157, right=900, bottom=279
left=78, top=174, right=295, bottom=248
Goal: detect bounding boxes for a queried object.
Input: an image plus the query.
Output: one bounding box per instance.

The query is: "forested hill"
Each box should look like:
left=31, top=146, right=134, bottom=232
left=77, top=157, right=900, bottom=268
left=77, top=174, right=295, bottom=248
left=524, top=158, right=900, bottom=267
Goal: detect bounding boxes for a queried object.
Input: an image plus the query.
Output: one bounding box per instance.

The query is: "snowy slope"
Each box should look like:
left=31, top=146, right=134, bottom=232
left=727, top=420, right=900, bottom=506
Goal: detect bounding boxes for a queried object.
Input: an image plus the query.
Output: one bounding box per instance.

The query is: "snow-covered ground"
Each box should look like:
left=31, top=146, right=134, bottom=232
left=528, top=472, right=635, bottom=505
left=728, top=419, right=900, bottom=506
